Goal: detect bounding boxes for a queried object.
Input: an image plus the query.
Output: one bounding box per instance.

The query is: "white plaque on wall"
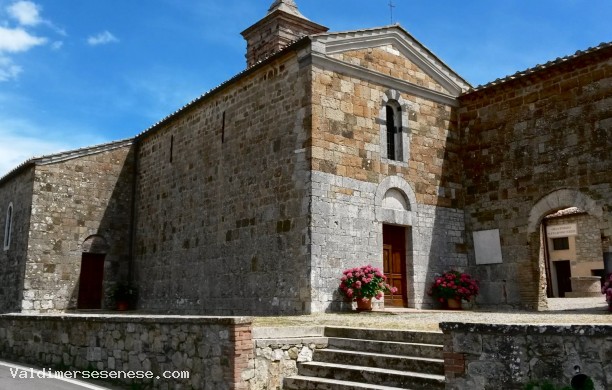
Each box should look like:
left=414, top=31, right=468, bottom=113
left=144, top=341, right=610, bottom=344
left=473, top=229, right=503, bottom=265
left=546, top=223, right=577, bottom=238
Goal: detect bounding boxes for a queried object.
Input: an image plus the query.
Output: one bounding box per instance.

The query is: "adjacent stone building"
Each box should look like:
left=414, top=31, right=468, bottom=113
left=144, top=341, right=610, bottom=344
left=0, top=0, right=610, bottom=314
left=0, top=140, right=134, bottom=312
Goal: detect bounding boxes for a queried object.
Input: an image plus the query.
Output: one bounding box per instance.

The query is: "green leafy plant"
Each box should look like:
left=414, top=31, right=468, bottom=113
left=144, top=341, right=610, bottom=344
left=111, top=282, right=137, bottom=303
left=524, top=378, right=594, bottom=390
left=524, top=380, right=572, bottom=390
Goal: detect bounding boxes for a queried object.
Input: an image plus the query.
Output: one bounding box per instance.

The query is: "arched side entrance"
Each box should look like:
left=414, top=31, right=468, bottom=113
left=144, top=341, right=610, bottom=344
left=527, top=189, right=606, bottom=310
left=77, top=235, right=109, bottom=309
left=374, top=176, right=418, bottom=308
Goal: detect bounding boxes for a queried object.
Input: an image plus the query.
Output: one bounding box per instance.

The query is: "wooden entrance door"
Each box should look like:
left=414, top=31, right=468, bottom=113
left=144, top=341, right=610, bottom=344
left=77, top=253, right=105, bottom=309
left=383, top=225, right=407, bottom=307
left=554, top=260, right=572, bottom=298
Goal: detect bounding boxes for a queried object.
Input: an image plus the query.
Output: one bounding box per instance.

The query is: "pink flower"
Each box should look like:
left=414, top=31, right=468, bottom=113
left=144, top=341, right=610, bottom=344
left=376, top=292, right=383, bottom=299
left=354, top=281, right=362, bottom=289
left=346, top=288, right=354, bottom=297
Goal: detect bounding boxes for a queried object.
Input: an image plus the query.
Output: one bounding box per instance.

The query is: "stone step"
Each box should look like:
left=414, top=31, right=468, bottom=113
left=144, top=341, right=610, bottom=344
left=324, top=327, right=444, bottom=346
left=327, top=337, right=443, bottom=360
left=284, top=375, right=413, bottom=390
left=297, top=361, right=445, bottom=389
left=314, top=348, right=444, bottom=376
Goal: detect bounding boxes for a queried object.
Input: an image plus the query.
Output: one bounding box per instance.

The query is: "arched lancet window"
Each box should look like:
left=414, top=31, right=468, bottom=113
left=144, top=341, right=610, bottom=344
left=4, top=203, right=13, bottom=251
left=386, top=100, right=402, bottom=161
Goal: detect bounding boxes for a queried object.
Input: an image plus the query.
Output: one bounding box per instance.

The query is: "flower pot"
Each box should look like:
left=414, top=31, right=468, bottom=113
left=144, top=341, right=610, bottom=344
left=446, top=298, right=462, bottom=310
left=356, top=298, right=372, bottom=311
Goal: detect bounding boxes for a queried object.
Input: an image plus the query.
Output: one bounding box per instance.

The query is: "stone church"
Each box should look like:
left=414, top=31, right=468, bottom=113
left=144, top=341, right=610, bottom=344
left=0, top=0, right=610, bottom=315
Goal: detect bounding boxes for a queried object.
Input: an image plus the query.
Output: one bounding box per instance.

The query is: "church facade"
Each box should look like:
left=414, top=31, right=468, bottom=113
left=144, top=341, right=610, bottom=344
left=1, top=0, right=610, bottom=315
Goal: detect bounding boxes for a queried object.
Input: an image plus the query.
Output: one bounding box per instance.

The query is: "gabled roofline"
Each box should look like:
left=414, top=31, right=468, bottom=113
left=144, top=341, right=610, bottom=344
left=0, top=138, right=134, bottom=186
left=463, top=41, right=612, bottom=95
left=136, top=24, right=476, bottom=143
left=135, top=37, right=311, bottom=141
left=311, top=25, right=472, bottom=95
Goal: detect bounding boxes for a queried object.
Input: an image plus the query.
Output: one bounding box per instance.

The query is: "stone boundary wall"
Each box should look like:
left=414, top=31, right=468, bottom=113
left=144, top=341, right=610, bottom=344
left=440, top=322, right=612, bottom=390
left=0, top=314, right=254, bottom=390
left=247, top=326, right=327, bottom=390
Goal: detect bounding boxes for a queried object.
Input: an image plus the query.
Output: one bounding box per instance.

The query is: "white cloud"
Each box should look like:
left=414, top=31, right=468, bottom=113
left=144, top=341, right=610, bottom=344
left=87, top=31, right=118, bottom=46
left=0, top=26, right=46, bottom=53
left=0, top=134, right=69, bottom=178
left=50, top=40, right=63, bottom=50
left=0, top=56, right=22, bottom=81
left=7, top=1, right=42, bottom=26
left=0, top=114, right=107, bottom=177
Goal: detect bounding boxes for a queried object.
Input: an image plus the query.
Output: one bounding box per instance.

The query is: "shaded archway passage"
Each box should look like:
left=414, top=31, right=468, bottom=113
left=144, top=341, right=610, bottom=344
left=527, top=189, right=607, bottom=310
left=77, top=235, right=109, bottom=310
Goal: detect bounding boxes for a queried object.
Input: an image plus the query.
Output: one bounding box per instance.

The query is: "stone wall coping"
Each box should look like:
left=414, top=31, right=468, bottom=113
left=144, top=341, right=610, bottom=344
left=0, top=313, right=253, bottom=325
left=255, top=337, right=328, bottom=348
left=440, top=322, right=612, bottom=336
left=252, top=326, right=325, bottom=339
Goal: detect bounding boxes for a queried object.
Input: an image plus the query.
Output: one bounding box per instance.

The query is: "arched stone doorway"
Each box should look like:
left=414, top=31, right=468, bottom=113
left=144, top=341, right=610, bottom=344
left=527, top=189, right=607, bottom=309
left=375, top=176, right=418, bottom=308
left=77, top=235, right=109, bottom=309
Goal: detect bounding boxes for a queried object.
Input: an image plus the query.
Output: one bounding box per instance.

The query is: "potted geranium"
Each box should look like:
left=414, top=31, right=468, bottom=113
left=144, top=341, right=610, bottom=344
left=601, top=273, right=612, bottom=312
left=111, top=282, right=137, bottom=311
left=428, top=270, right=479, bottom=310
left=339, top=265, right=397, bottom=311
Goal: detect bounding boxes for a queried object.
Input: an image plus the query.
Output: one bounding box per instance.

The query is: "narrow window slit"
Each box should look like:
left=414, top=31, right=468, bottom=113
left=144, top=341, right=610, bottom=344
left=221, top=111, right=226, bottom=143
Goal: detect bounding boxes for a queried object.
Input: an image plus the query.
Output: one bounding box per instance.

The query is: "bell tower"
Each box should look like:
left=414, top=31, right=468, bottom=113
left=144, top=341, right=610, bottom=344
left=241, top=0, right=328, bottom=67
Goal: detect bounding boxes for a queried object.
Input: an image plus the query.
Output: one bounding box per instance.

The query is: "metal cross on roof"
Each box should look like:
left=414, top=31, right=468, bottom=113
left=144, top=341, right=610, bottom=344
left=389, top=0, right=396, bottom=24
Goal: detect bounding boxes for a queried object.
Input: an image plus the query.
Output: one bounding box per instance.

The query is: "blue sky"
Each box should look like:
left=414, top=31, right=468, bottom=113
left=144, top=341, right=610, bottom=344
left=0, top=0, right=610, bottom=176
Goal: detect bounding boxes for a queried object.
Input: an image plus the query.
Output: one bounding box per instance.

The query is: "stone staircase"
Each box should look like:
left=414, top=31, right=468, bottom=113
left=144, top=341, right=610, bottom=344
left=284, top=327, right=445, bottom=390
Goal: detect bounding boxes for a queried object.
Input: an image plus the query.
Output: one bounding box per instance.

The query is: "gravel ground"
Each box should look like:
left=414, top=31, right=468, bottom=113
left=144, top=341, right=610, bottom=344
left=253, top=298, right=611, bottom=331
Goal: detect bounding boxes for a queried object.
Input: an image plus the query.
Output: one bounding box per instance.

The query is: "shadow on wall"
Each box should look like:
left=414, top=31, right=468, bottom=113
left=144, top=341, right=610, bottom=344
left=68, top=147, right=136, bottom=311
left=4, top=168, right=36, bottom=313
left=421, top=105, right=468, bottom=310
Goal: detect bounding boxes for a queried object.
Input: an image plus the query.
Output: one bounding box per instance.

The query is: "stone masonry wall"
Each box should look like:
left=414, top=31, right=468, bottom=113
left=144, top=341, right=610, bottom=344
left=329, top=45, right=451, bottom=95
left=0, top=168, right=34, bottom=313
left=310, top=171, right=466, bottom=311
left=547, top=214, right=603, bottom=271
left=0, top=314, right=254, bottom=390
left=247, top=327, right=327, bottom=390
left=309, top=46, right=466, bottom=310
left=458, top=46, right=612, bottom=309
left=134, top=49, right=313, bottom=315
left=25, top=144, right=135, bottom=312
left=311, top=54, right=463, bottom=208
left=441, top=322, right=612, bottom=390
